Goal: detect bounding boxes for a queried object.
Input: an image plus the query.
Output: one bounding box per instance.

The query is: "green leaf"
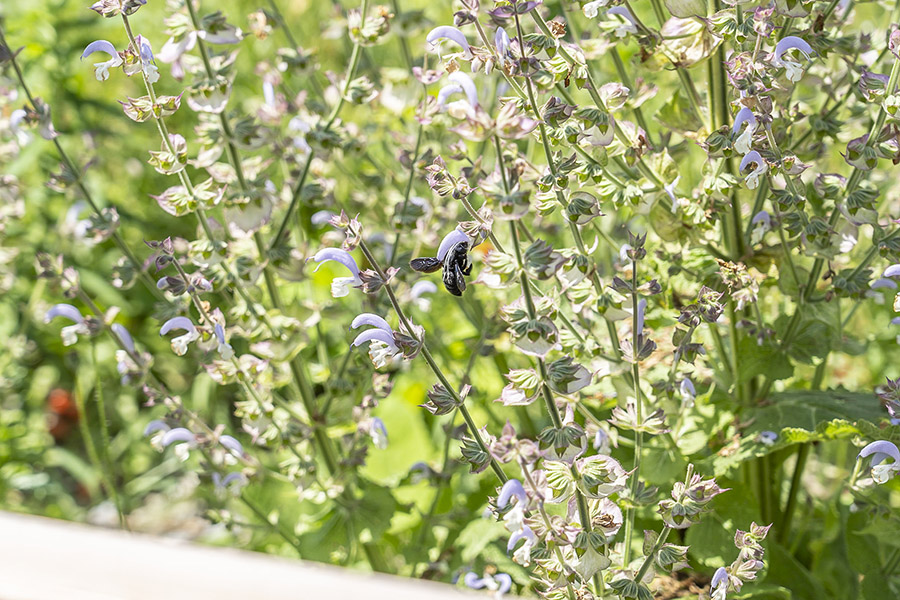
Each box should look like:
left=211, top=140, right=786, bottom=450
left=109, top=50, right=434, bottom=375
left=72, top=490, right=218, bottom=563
left=657, top=89, right=704, bottom=134
left=732, top=583, right=792, bottom=599
left=705, top=389, right=884, bottom=475
left=749, top=389, right=883, bottom=434
left=779, top=303, right=841, bottom=365
left=734, top=336, right=794, bottom=386
left=765, top=542, right=829, bottom=600
left=456, top=517, right=508, bottom=563
left=642, top=446, right=687, bottom=486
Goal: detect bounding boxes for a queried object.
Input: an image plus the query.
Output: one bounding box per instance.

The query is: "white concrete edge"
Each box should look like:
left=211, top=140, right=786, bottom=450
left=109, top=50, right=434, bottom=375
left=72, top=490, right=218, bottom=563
left=0, top=511, right=484, bottom=600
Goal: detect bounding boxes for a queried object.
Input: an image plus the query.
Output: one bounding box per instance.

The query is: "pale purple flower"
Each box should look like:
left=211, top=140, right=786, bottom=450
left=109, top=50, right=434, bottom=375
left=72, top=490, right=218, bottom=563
left=618, top=244, right=632, bottom=263
left=45, top=303, right=84, bottom=324
left=507, top=524, right=536, bottom=552
left=214, top=322, right=234, bottom=359
left=425, top=26, right=471, bottom=58
left=410, top=280, right=438, bottom=311
left=859, top=440, right=900, bottom=465
left=608, top=6, right=638, bottom=37
left=495, top=28, right=511, bottom=56
left=198, top=24, right=243, bottom=45
left=219, top=435, right=244, bottom=457
left=369, top=417, right=389, bottom=449
left=311, top=210, right=335, bottom=226
left=508, top=525, right=537, bottom=564
left=635, top=298, right=647, bottom=334
left=739, top=151, right=768, bottom=189
left=350, top=313, right=401, bottom=368
left=758, top=430, right=778, bottom=445
left=752, top=211, right=771, bottom=228
left=110, top=323, right=134, bottom=354
left=262, top=80, right=276, bottom=107
left=437, top=71, right=479, bottom=108
left=871, top=278, right=898, bottom=290
left=309, top=248, right=363, bottom=297
left=44, top=303, right=89, bottom=346
left=883, top=264, right=900, bottom=279
left=464, top=572, right=513, bottom=597
left=110, top=323, right=139, bottom=384
left=497, top=479, right=527, bottom=507
left=750, top=211, right=772, bottom=245
left=351, top=312, right=393, bottom=333
left=593, top=428, right=610, bottom=453
left=859, top=440, right=900, bottom=484
left=680, top=378, right=696, bottom=407
left=710, top=567, right=729, bottom=599
left=437, top=84, right=463, bottom=107
left=158, top=32, right=197, bottom=77
left=160, top=427, right=196, bottom=461
left=132, top=35, right=159, bottom=84
left=498, top=479, right=528, bottom=534
left=583, top=0, right=607, bottom=18
left=773, top=36, right=814, bottom=83
left=288, top=116, right=312, bottom=153
left=159, top=316, right=200, bottom=356
left=81, top=40, right=123, bottom=81
left=212, top=472, right=247, bottom=495
left=143, top=419, right=171, bottom=450
left=159, top=24, right=240, bottom=80
left=665, top=176, right=681, bottom=212
left=143, top=420, right=170, bottom=436
left=9, top=109, right=30, bottom=145
left=732, top=107, right=757, bottom=155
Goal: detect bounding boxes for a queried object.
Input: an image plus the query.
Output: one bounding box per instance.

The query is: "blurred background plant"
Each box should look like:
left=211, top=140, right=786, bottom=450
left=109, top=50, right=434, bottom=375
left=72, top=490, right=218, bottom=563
left=1, top=0, right=900, bottom=598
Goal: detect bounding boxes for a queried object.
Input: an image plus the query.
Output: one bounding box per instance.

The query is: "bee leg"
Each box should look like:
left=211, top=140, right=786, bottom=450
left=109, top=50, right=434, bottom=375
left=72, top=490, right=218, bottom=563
left=455, top=265, right=467, bottom=294
left=443, top=264, right=462, bottom=296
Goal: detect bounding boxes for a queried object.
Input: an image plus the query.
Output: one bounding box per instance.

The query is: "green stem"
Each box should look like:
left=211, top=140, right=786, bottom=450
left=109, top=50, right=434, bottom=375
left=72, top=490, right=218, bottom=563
left=622, top=257, right=644, bottom=565
left=778, top=443, right=809, bottom=543
left=635, top=527, right=672, bottom=582
left=388, top=122, right=424, bottom=266
left=90, top=341, right=127, bottom=529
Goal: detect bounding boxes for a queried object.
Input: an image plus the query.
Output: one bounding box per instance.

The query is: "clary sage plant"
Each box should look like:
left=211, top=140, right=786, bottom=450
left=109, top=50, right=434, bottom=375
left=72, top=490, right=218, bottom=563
left=3, top=0, right=900, bottom=597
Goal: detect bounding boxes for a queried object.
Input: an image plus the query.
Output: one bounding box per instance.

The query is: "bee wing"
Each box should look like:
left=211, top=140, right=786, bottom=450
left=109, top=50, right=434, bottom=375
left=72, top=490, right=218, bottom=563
left=409, top=257, right=442, bottom=273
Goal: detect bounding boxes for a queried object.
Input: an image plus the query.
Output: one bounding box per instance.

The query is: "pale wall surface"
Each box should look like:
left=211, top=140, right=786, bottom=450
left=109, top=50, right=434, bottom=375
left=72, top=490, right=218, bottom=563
left=0, top=511, right=484, bottom=600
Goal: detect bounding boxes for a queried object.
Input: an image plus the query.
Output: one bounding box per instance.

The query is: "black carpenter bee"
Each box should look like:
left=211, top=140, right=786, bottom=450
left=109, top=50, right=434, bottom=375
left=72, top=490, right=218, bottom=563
left=410, top=240, right=472, bottom=296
